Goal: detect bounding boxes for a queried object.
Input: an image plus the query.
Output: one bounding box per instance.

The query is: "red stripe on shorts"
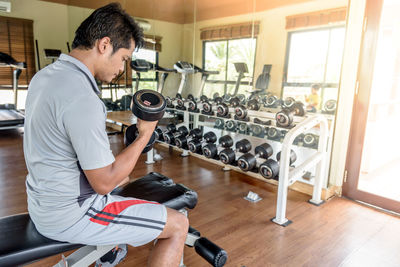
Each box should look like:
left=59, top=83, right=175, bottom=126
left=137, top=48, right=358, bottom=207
left=90, top=199, right=159, bottom=226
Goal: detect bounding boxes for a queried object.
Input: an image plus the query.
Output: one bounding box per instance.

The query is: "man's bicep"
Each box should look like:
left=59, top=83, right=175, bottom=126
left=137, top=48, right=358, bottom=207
left=83, top=165, right=113, bottom=195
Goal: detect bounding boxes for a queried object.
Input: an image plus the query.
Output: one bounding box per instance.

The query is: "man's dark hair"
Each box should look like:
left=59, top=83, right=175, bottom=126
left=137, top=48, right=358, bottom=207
left=72, top=3, right=143, bottom=53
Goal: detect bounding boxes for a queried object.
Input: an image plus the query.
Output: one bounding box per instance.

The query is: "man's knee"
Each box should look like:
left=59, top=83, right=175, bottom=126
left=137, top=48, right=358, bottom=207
left=159, top=208, right=189, bottom=239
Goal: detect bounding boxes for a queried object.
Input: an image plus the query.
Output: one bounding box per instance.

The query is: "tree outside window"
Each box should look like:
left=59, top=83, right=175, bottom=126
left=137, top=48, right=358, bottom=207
left=203, top=38, right=256, bottom=97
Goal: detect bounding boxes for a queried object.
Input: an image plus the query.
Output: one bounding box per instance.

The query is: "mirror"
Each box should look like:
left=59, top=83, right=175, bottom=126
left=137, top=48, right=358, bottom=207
left=1, top=0, right=348, bottom=114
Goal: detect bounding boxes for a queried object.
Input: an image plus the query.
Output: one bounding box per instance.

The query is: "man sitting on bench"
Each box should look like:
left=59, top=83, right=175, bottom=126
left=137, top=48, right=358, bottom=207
left=23, top=3, right=188, bottom=266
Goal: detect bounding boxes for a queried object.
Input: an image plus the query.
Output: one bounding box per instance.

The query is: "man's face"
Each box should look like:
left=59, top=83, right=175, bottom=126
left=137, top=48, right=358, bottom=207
left=97, top=39, right=135, bottom=83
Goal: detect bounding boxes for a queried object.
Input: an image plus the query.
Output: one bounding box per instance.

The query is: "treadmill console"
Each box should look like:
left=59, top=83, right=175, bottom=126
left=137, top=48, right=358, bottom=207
left=174, top=61, right=196, bottom=74
left=131, top=59, right=152, bottom=72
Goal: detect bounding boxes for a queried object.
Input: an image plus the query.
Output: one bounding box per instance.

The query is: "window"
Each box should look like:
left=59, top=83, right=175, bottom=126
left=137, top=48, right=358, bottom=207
left=282, top=26, right=346, bottom=109
left=132, top=48, right=158, bottom=91
left=0, top=16, right=35, bottom=109
left=203, top=38, right=256, bottom=97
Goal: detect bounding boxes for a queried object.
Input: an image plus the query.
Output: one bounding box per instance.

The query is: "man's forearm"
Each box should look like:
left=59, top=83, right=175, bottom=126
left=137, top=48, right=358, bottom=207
left=110, top=135, right=149, bottom=184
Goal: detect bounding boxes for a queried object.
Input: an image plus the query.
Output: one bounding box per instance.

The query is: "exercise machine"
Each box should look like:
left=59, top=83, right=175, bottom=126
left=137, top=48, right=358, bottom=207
left=44, top=49, right=62, bottom=64
left=0, top=52, right=26, bottom=130
left=174, top=61, right=218, bottom=98
left=131, top=59, right=176, bottom=94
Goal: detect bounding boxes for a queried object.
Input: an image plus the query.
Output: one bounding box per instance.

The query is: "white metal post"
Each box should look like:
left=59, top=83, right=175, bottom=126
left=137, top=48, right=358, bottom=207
left=145, top=148, right=155, bottom=164
left=272, top=115, right=329, bottom=226
left=309, top=117, right=329, bottom=205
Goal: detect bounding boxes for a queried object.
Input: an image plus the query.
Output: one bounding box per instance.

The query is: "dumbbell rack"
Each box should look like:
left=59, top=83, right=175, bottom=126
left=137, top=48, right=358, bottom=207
left=162, top=105, right=331, bottom=226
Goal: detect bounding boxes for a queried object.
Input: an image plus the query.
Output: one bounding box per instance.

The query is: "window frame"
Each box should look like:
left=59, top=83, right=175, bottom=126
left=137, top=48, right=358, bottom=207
left=132, top=49, right=159, bottom=90
left=202, top=37, right=257, bottom=94
left=282, top=25, right=346, bottom=101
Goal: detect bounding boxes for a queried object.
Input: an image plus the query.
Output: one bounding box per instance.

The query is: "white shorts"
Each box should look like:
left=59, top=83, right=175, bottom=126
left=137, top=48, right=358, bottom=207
left=47, top=194, right=167, bottom=247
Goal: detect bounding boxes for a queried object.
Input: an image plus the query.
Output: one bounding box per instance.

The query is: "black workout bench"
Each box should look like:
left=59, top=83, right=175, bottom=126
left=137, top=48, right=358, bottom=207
left=0, top=172, right=227, bottom=267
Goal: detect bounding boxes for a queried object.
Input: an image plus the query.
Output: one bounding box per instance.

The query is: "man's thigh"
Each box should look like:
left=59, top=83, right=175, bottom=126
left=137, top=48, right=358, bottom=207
left=55, top=194, right=167, bottom=247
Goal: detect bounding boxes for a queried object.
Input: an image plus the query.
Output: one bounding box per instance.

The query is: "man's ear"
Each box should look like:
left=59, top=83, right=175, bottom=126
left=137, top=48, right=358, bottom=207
left=97, top=37, right=111, bottom=54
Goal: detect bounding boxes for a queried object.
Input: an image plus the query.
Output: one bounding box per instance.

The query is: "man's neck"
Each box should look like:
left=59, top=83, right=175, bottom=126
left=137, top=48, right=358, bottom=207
left=69, top=49, right=96, bottom=77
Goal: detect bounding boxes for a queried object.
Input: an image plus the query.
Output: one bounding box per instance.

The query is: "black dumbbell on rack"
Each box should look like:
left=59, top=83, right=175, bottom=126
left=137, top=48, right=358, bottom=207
left=238, top=122, right=248, bottom=134
left=275, top=101, right=305, bottom=128
left=201, top=97, right=224, bottom=116
left=218, top=139, right=252, bottom=165
left=266, top=127, right=284, bottom=141
left=124, top=90, right=166, bottom=153
left=233, top=98, right=263, bottom=121
left=259, top=150, right=297, bottom=180
left=263, top=95, right=281, bottom=108
left=214, top=118, right=225, bottom=129
left=281, top=97, right=296, bottom=109
left=250, top=124, right=264, bottom=138
left=175, top=94, right=196, bottom=111
left=187, top=131, right=218, bottom=153
left=202, top=135, right=234, bottom=159
left=322, top=99, right=337, bottom=114
left=216, top=102, right=231, bottom=118
left=237, top=143, right=273, bottom=172
left=174, top=128, right=203, bottom=148
left=154, top=123, right=176, bottom=142
left=163, top=125, right=189, bottom=145
left=225, top=120, right=237, bottom=132
left=303, top=133, right=319, bottom=149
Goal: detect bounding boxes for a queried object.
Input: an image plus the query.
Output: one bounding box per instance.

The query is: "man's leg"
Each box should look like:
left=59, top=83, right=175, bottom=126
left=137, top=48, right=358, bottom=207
left=148, top=208, right=189, bottom=267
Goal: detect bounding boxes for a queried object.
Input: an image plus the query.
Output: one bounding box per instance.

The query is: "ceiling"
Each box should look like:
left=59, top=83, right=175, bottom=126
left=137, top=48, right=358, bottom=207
left=41, top=0, right=315, bottom=24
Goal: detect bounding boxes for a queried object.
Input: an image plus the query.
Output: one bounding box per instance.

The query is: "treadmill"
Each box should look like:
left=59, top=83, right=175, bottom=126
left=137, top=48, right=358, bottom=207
left=173, top=61, right=219, bottom=98
left=131, top=59, right=176, bottom=94
left=0, top=52, right=26, bottom=130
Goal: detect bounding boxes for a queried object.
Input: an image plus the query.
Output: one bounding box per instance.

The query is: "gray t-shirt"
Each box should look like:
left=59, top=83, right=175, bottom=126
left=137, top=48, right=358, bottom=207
left=24, top=54, right=115, bottom=235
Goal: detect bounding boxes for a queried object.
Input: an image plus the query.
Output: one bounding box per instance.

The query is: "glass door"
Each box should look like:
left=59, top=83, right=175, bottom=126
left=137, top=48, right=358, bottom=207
left=343, top=0, right=400, bottom=212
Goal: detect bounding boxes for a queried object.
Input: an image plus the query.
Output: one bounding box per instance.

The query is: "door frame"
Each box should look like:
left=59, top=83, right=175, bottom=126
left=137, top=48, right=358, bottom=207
left=342, top=0, right=400, bottom=213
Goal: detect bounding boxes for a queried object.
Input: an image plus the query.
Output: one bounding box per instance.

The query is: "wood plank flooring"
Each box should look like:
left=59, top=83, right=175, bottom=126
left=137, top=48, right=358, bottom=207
left=1, top=128, right=400, bottom=267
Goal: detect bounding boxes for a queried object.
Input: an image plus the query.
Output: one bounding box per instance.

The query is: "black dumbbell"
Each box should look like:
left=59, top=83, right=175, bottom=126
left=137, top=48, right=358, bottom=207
left=214, top=118, right=224, bottom=129
left=218, top=139, right=252, bottom=165
left=222, top=94, right=233, bottom=103
left=131, top=89, right=166, bottom=121
left=266, top=127, right=283, bottom=141
left=293, top=133, right=305, bottom=145
left=259, top=150, right=297, bottom=180
left=175, top=128, right=203, bottom=148
left=275, top=101, right=305, bottom=128
left=238, top=122, right=248, bottom=134
left=187, top=131, right=218, bottom=153
left=125, top=90, right=166, bottom=153
left=124, top=124, right=157, bottom=153
left=303, top=133, right=319, bottom=149
left=154, top=124, right=176, bottom=142
left=250, top=124, right=264, bottom=138
left=229, top=97, right=240, bottom=107
left=323, top=99, right=337, bottom=114
left=263, top=95, right=280, bottom=108
left=237, top=143, right=273, bottom=172
left=163, top=126, right=189, bottom=145
left=216, top=102, right=230, bottom=118
left=175, top=94, right=196, bottom=111
left=225, top=120, right=237, bottom=132
left=188, top=95, right=221, bottom=113
left=202, top=135, right=234, bottom=159
left=281, top=97, right=296, bottom=109
left=247, top=99, right=261, bottom=111
left=234, top=104, right=248, bottom=121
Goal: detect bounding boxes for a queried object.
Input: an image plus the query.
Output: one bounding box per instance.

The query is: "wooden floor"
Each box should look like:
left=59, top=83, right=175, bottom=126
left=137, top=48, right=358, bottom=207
left=1, top=128, right=400, bottom=267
